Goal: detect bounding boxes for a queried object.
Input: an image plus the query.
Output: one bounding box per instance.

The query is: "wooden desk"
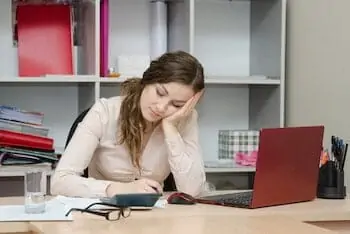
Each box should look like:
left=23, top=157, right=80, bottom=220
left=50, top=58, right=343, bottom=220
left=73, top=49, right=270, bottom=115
left=0, top=193, right=349, bottom=234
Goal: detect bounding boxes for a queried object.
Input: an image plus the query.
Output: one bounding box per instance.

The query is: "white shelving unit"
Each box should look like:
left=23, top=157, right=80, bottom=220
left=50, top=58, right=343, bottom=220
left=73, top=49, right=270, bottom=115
left=0, top=0, right=286, bottom=174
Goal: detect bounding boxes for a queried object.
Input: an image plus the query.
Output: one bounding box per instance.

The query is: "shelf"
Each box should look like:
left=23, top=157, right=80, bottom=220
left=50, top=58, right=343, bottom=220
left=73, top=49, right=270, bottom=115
left=0, top=81, right=96, bottom=148
left=99, top=77, right=128, bottom=83
left=204, top=161, right=256, bottom=173
left=0, top=76, right=98, bottom=83
left=0, top=163, right=53, bottom=177
left=0, top=75, right=280, bottom=85
left=0, top=0, right=286, bottom=166
left=108, top=0, right=152, bottom=75
left=98, top=76, right=281, bottom=85
left=205, top=76, right=280, bottom=85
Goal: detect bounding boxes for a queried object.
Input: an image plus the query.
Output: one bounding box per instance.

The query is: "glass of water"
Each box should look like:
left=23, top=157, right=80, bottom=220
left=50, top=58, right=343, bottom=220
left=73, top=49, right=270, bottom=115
left=24, top=169, right=47, bottom=214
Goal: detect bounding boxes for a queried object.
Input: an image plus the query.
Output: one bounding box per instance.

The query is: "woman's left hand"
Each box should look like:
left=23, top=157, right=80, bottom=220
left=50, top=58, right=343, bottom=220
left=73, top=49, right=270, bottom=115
left=163, top=90, right=203, bottom=125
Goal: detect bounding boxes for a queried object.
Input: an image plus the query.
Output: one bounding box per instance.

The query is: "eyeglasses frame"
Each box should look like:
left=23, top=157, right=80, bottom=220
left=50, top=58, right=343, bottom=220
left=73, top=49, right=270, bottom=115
left=65, top=202, right=131, bottom=221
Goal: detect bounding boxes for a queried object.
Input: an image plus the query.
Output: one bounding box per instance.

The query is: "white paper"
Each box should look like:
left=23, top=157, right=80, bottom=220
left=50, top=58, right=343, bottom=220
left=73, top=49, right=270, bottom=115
left=0, top=199, right=72, bottom=222
left=0, top=195, right=168, bottom=222
left=150, top=1, right=167, bottom=59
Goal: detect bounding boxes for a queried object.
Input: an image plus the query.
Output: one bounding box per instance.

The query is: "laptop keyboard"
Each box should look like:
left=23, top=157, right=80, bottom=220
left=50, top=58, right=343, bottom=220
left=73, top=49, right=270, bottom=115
left=204, top=191, right=253, bottom=207
left=219, top=191, right=253, bottom=206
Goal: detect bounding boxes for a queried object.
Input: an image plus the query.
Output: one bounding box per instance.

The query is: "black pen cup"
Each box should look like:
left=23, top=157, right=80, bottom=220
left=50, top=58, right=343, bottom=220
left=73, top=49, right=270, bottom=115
left=317, top=161, right=346, bottom=199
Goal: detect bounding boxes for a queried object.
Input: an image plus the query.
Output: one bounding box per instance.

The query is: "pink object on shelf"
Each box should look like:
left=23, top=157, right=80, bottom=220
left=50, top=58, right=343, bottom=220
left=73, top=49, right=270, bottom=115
left=235, top=150, right=258, bottom=166
left=100, top=0, right=109, bottom=77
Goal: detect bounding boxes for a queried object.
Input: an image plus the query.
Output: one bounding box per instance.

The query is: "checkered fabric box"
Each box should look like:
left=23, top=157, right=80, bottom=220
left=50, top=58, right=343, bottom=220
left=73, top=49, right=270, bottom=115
left=218, top=130, right=260, bottom=160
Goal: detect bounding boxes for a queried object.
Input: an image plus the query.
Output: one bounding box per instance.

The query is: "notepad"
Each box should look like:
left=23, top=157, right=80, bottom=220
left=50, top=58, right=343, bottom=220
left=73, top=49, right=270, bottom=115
left=0, top=199, right=72, bottom=222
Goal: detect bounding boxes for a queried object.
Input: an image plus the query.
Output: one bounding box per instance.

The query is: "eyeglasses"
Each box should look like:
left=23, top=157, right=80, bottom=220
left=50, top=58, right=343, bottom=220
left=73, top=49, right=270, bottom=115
left=65, top=202, right=131, bottom=221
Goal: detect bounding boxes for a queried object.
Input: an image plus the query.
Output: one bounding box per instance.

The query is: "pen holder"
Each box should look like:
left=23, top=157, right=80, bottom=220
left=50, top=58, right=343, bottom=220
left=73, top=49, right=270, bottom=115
left=317, top=161, right=346, bottom=199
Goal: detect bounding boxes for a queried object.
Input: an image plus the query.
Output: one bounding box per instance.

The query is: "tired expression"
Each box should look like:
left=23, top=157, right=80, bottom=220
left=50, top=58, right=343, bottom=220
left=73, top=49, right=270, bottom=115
left=140, top=82, right=195, bottom=122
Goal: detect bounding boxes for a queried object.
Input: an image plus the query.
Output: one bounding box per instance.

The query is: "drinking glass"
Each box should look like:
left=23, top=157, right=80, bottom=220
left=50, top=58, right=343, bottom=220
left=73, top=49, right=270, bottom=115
left=24, top=169, right=47, bottom=214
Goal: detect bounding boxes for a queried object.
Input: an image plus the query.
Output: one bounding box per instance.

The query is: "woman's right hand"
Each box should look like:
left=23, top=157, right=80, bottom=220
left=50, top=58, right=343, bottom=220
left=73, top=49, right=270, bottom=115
left=106, top=178, right=163, bottom=197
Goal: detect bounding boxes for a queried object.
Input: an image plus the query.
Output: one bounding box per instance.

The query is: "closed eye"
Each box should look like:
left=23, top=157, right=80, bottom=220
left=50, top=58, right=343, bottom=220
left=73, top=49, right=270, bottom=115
left=156, top=88, right=165, bottom=97
left=172, top=103, right=183, bottom=108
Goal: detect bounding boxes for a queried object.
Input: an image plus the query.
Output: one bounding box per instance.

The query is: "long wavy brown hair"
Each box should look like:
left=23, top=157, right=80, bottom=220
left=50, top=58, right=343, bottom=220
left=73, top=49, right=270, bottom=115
left=118, top=51, right=205, bottom=169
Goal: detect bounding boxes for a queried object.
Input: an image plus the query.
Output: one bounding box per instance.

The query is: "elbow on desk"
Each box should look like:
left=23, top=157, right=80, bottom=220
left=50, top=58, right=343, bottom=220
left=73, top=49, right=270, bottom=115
left=50, top=171, right=74, bottom=196
left=50, top=172, right=64, bottom=196
left=177, top=177, right=207, bottom=198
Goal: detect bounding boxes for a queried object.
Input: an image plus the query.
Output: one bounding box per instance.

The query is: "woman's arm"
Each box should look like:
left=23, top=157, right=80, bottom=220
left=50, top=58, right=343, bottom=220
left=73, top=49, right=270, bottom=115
left=162, top=110, right=206, bottom=197
left=51, top=99, right=122, bottom=198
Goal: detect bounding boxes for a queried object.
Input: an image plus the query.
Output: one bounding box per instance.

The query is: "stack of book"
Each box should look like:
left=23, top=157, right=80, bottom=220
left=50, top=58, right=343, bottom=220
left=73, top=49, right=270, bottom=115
left=0, top=105, right=58, bottom=166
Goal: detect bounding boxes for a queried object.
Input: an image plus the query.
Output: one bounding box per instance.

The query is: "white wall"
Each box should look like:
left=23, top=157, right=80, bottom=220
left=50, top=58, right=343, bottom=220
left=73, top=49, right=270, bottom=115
left=286, top=0, right=350, bottom=184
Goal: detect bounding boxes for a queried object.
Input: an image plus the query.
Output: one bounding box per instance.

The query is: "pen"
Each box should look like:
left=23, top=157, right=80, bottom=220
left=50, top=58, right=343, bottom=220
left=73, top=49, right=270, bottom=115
left=340, top=143, right=348, bottom=172
left=331, top=135, right=346, bottom=166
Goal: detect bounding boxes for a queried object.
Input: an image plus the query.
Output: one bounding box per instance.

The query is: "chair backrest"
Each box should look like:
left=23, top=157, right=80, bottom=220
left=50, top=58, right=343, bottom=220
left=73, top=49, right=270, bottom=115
left=64, top=108, right=177, bottom=191
left=65, top=108, right=91, bottom=178
left=65, top=108, right=91, bottom=149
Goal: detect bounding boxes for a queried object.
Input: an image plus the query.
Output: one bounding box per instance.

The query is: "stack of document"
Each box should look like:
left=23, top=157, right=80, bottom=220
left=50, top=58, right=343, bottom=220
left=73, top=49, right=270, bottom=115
left=0, top=105, right=44, bottom=126
left=0, top=105, right=57, bottom=166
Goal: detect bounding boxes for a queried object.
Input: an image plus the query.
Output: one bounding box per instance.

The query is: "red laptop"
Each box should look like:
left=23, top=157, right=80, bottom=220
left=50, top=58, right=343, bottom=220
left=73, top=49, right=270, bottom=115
left=198, top=126, right=324, bottom=209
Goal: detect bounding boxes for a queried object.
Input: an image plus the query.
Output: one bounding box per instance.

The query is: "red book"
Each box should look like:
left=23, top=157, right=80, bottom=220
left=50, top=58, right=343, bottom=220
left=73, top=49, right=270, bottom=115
left=17, top=4, right=73, bottom=77
left=0, top=130, right=54, bottom=151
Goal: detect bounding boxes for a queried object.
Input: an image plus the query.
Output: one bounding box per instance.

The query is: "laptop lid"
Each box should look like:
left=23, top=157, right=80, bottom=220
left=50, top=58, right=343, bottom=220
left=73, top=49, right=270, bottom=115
left=250, top=126, right=324, bottom=208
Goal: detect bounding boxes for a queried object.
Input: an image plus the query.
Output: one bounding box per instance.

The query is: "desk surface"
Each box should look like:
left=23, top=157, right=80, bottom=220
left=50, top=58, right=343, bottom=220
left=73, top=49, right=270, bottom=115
left=0, top=191, right=349, bottom=234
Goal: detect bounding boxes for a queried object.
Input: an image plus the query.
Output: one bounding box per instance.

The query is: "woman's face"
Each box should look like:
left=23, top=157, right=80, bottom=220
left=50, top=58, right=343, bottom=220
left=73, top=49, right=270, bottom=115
left=140, top=82, right=194, bottom=122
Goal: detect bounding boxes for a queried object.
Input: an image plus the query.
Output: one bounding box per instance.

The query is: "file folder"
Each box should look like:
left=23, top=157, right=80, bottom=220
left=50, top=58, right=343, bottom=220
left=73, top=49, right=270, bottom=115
left=17, top=4, right=73, bottom=76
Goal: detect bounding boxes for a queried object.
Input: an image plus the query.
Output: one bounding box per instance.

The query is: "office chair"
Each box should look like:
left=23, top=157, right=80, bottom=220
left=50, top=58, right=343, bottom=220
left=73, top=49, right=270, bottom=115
left=64, top=107, right=177, bottom=191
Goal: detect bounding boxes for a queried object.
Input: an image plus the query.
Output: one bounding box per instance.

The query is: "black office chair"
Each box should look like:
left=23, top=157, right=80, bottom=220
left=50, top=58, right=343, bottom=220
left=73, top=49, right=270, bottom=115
left=64, top=108, right=91, bottom=177
left=64, top=108, right=177, bottom=191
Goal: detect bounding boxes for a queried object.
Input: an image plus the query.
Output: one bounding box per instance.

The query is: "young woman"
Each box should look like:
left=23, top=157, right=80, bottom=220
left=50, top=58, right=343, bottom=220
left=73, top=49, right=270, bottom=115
left=51, top=51, right=206, bottom=198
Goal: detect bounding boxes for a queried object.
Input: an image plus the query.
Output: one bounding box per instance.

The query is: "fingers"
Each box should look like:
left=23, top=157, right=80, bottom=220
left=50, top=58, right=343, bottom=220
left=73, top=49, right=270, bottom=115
left=163, top=89, right=205, bottom=123
left=183, top=90, right=204, bottom=115
left=190, top=90, right=204, bottom=107
left=144, top=185, right=157, bottom=193
left=196, top=89, right=204, bottom=98
left=194, top=90, right=204, bottom=103
left=144, top=179, right=163, bottom=194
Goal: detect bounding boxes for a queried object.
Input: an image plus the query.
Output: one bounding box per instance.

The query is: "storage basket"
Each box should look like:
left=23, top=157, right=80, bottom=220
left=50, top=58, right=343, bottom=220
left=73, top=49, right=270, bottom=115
left=218, top=130, right=260, bottom=160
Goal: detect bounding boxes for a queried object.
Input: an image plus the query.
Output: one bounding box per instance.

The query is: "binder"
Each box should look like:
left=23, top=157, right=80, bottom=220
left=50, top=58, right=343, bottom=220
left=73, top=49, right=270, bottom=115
left=0, top=147, right=58, bottom=166
left=17, top=4, right=73, bottom=76
left=0, top=130, right=54, bottom=151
